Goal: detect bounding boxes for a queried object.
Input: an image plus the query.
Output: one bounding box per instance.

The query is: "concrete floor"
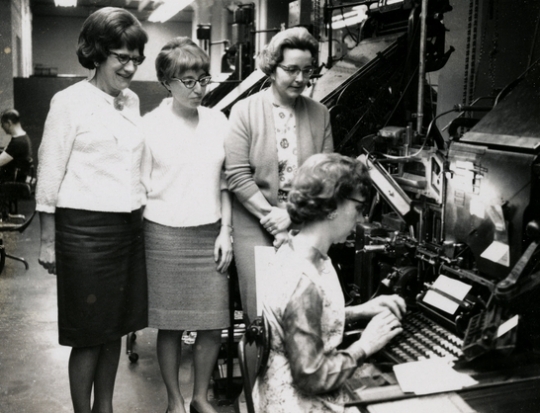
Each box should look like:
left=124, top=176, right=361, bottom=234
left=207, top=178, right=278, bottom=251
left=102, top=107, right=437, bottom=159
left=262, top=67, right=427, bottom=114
left=0, top=205, right=243, bottom=413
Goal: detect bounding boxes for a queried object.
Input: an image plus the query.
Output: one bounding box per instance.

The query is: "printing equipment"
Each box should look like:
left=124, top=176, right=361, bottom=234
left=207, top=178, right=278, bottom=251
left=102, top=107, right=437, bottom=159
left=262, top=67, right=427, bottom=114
left=206, top=1, right=540, bottom=408
left=342, top=61, right=540, bottom=412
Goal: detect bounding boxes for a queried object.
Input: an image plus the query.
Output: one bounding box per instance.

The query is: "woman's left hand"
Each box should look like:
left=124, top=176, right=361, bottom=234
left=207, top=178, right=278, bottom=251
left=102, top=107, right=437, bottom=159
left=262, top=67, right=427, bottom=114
left=358, top=294, right=407, bottom=320
left=214, top=227, right=233, bottom=273
left=260, top=207, right=291, bottom=235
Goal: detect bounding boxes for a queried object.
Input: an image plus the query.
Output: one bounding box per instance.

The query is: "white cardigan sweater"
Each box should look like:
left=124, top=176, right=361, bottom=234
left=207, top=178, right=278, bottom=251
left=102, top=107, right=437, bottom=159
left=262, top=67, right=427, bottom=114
left=36, top=80, right=146, bottom=214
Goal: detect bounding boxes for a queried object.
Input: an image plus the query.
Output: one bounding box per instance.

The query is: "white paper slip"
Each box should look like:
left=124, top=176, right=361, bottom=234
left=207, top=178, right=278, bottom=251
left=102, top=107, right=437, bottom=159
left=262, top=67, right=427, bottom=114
left=393, top=359, right=478, bottom=396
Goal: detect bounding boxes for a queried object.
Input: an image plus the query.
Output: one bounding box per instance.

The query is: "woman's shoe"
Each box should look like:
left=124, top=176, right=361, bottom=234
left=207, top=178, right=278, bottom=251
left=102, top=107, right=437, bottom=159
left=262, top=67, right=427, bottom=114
left=189, top=404, right=200, bottom=413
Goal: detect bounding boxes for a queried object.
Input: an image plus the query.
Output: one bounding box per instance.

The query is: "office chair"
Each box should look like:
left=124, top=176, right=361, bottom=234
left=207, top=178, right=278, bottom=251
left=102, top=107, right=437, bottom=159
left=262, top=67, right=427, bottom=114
left=0, top=179, right=36, bottom=270
left=236, top=315, right=270, bottom=413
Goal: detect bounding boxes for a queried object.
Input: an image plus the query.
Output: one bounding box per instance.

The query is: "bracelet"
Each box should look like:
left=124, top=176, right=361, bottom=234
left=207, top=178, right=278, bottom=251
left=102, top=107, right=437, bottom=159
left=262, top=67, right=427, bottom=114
left=221, top=224, right=233, bottom=231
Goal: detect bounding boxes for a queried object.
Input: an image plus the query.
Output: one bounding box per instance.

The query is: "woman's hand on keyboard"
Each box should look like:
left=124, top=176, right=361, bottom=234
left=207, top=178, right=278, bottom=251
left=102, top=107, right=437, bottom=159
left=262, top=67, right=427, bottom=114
left=358, top=310, right=403, bottom=357
left=360, top=294, right=407, bottom=320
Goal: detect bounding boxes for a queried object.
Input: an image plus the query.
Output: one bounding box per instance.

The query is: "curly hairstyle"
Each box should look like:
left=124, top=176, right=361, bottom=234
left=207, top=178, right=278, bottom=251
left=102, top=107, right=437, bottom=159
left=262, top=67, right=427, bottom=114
left=257, top=27, right=318, bottom=76
left=287, top=153, right=371, bottom=225
left=155, top=37, right=210, bottom=84
left=76, top=7, right=148, bottom=70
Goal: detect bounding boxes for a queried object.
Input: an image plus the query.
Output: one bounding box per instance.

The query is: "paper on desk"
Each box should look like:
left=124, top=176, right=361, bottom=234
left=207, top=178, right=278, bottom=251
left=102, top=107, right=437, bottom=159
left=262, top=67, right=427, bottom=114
left=393, top=359, right=478, bottom=395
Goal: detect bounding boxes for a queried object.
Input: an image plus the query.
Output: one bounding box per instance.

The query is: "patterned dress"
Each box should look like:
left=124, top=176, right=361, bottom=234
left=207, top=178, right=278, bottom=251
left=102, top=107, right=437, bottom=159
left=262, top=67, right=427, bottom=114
left=254, top=239, right=360, bottom=413
left=272, top=104, right=298, bottom=208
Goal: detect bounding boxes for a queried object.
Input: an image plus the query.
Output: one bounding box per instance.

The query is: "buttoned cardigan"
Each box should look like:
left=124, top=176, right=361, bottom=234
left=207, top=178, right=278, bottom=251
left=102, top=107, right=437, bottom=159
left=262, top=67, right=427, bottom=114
left=36, top=81, right=146, bottom=213
left=225, top=89, right=334, bottom=206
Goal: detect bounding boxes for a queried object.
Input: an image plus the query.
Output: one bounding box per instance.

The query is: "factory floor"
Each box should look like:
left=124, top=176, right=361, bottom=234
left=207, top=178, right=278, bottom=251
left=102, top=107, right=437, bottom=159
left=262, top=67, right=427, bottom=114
left=0, top=203, right=244, bottom=413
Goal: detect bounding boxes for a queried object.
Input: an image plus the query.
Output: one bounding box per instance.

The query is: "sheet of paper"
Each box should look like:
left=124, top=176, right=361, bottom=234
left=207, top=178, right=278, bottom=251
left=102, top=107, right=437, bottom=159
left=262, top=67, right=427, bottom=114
left=422, top=275, right=472, bottom=315
left=480, top=240, right=510, bottom=267
left=497, top=314, right=519, bottom=338
left=254, top=246, right=277, bottom=316
left=393, top=359, right=478, bottom=396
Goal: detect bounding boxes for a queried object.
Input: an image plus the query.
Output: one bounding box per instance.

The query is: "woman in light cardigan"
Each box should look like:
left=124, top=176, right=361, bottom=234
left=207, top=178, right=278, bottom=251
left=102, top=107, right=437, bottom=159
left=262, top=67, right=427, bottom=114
left=225, top=27, right=333, bottom=321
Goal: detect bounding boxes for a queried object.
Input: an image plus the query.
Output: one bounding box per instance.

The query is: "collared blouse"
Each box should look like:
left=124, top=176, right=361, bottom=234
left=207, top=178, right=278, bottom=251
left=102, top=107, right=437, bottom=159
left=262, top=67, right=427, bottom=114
left=36, top=80, right=146, bottom=213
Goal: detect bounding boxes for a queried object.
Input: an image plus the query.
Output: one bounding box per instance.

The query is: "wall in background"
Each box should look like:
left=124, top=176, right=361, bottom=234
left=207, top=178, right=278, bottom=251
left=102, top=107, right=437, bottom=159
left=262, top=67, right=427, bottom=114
left=32, top=16, right=191, bottom=81
left=14, top=77, right=167, bottom=165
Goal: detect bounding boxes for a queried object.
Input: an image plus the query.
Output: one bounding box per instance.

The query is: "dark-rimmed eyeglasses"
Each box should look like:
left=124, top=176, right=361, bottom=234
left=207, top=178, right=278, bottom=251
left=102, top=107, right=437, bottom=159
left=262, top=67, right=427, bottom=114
left=346, top=197, right=369, bottom=216
left=170, top=76, right=212, bottom=89
left=277, top=65, right=314, bottom=77
left=109, top=51, right=146, bottom=66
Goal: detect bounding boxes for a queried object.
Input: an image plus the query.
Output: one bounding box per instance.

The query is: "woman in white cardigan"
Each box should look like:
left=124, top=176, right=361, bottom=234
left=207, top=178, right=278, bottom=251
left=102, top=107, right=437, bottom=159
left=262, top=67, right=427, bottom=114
left=142, top=37, right=233, bottom=413
left=36, top=8, right=148, bottom=413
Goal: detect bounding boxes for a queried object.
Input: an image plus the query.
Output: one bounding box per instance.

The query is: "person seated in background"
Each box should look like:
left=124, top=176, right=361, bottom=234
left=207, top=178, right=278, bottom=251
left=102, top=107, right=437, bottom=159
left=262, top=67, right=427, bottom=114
left=254, top=153, right=406, bottom=413
left=0, top=109, right=33, bottom=182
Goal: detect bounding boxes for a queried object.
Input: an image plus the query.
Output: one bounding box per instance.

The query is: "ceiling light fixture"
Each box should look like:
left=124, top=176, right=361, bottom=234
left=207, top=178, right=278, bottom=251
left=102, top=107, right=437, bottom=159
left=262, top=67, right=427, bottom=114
left=330, top=6, right=368, bottom=30
left=54, top=0, right=77, bottom=6
left=148, top=0, right=194, bottom=23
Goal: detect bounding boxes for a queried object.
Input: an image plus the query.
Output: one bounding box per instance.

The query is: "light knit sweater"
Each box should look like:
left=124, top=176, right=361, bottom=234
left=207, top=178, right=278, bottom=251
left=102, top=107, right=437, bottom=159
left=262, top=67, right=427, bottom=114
left=141, top=98, right=229, bottom=227
left=225, top=88, right=334, bottom=206
left=36, top=80, right=146, bottom=213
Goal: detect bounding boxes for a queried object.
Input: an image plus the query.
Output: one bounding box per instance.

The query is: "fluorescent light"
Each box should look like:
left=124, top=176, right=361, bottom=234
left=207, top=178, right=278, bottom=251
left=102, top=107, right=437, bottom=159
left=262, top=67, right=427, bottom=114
left=148, top=0, right=193, bottom=23
left=54, top=0, right=77, bottom=6
left=330, top=6, right=368, bottom=30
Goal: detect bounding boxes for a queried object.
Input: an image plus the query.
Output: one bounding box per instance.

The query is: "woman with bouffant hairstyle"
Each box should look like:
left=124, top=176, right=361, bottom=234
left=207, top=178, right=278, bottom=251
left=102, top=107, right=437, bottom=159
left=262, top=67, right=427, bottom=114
left=36, top=7, right=148, bottom=413
left=225, top=27, right=333, bottom=322
left=76, top=7, right=147, bottom=70
left=254, top=153, right=406, bottom=413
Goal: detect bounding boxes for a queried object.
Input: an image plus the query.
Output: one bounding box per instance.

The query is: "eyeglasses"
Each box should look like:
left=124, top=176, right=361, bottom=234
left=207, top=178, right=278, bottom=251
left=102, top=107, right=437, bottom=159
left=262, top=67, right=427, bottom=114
left=109, top=51, right=146, bottom=66
left=277, top=65, right=314, bottom=78
left=346, top=197, right=369, bottom=216
left=170, top=76, right=212, bottom=89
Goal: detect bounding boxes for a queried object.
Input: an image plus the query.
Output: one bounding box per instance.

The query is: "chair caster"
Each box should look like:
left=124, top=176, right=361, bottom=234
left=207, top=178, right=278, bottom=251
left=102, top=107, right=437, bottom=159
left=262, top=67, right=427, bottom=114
left=128, top=352, right=139, bottom=363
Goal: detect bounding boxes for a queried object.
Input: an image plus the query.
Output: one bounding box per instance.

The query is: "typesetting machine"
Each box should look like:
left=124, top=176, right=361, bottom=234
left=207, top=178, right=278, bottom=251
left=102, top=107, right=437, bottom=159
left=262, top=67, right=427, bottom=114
left=208, top=0, right=540, bottom=409
left=318, top=1, right=540, bottom=411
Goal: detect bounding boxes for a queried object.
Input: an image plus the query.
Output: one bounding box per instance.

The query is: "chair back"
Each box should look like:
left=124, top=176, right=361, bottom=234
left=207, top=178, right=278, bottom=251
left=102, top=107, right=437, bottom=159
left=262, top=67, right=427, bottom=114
left=237, top=315, right=271, bottom=413
left=0, top=181, right=33, bottom=220
left=0, top=181, right=32, bottom=200
left=0, top=180, right=36, bottom=232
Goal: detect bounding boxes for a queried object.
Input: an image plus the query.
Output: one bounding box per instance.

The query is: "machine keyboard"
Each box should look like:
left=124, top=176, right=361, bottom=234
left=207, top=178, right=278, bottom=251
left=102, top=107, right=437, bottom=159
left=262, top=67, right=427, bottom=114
left=382, top=312, right=463, bottom=364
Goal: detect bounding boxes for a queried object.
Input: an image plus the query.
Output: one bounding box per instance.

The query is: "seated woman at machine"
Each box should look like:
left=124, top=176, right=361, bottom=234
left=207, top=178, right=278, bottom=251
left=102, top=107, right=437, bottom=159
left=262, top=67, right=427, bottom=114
left=255, top=153, right=406, bottom=413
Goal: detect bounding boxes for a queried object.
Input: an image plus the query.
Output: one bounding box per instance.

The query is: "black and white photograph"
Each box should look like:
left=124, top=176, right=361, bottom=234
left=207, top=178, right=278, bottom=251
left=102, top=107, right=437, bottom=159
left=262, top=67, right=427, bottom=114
left=1, top=1, right=540, bottom=412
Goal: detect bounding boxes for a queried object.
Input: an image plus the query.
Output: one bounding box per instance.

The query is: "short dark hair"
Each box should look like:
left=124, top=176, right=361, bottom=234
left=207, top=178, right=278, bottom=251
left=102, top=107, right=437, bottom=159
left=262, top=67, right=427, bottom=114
left=287, top=153, right=371, bottom=225
left=257, top=27, right=318, bottom=76
left=76, top=7, right=148, bottom=70
left=1, top=109, right=20, bottom=124
left=155, top=37, right=210, bottom=83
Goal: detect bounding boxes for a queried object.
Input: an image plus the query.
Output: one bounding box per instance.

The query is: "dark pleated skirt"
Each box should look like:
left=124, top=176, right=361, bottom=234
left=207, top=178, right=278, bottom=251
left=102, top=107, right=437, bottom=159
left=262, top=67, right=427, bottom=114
left=55, top=208, right=148, bottom=347
left=145, top=219, right=230, bottom=331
